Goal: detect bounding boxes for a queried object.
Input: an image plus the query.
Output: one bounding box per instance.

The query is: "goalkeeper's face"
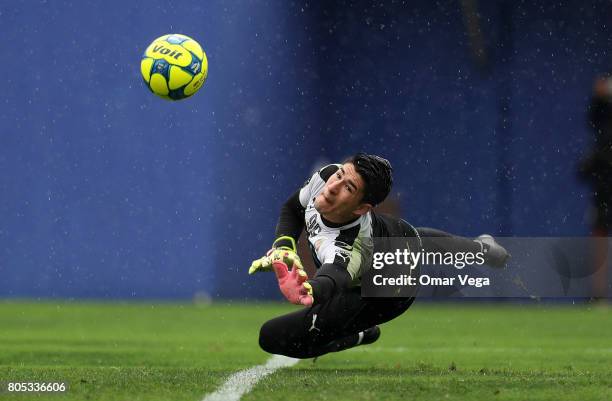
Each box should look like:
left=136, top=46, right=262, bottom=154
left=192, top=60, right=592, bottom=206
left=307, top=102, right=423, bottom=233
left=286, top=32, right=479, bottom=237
left=314, top=163, right=372, bottom=223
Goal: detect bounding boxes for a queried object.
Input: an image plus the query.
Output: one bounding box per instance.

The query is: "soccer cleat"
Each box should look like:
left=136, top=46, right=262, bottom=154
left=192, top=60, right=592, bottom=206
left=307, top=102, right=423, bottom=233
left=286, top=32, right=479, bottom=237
left=322, top=326, right=381, bottom=356
left=475, top=234, right=510, bottom=268
left=358, top=326, right=381, bottom=346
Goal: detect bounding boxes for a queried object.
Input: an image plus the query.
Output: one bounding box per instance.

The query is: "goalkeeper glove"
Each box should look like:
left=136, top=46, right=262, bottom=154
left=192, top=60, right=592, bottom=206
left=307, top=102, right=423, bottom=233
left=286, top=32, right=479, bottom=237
left=248, top=236, right=304, bottom=275
left=272, top=259, right=314, bottom=306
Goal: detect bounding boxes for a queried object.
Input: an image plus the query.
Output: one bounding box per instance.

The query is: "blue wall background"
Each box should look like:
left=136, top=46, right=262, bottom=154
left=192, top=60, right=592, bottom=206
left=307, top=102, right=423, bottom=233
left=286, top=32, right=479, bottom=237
left=1, top=0, right=610, bottom=299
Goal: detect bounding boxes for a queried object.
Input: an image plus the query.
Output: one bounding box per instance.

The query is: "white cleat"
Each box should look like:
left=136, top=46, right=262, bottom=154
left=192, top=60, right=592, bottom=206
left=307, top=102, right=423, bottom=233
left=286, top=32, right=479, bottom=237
left=475, top=234, right=510, bottom=268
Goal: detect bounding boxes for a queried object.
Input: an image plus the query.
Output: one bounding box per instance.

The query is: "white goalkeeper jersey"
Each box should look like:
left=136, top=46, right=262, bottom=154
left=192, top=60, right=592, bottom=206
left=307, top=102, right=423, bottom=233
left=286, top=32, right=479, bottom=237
left=298, top=164, right=374, bottom=286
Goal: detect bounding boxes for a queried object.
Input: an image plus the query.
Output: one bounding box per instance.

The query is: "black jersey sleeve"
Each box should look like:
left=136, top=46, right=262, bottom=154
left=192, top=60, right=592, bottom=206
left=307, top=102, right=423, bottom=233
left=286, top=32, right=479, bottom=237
left=307, top=263, right=352, bottom=304
left=274, top=189, right=306, bottom=247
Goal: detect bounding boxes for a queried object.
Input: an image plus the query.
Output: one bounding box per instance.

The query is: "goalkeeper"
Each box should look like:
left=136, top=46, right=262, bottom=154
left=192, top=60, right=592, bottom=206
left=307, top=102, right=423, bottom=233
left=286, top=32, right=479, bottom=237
left=251, top=153, right=508, bottom=359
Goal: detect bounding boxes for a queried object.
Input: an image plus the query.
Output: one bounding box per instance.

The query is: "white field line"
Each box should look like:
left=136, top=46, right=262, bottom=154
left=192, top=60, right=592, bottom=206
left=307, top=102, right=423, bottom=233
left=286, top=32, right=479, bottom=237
left=201, top=355, right=299, bottom=401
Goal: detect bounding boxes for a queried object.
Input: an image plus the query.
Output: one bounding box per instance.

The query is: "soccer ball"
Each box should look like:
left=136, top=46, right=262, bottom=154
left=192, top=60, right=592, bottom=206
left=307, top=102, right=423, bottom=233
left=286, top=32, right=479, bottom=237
left=140, top=34, right=208, bottom=100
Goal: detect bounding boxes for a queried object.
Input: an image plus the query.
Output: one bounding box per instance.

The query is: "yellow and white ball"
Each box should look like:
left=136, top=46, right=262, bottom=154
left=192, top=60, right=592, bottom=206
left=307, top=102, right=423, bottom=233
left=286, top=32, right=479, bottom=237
left=141, top=34, right=208, bottom=100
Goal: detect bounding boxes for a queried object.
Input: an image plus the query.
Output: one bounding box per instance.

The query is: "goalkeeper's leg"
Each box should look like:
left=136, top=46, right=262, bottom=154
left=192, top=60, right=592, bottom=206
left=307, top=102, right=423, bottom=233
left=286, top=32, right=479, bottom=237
left=258, top=288, right=415, bottom=359
left=417, top=226, right=509, bottom=268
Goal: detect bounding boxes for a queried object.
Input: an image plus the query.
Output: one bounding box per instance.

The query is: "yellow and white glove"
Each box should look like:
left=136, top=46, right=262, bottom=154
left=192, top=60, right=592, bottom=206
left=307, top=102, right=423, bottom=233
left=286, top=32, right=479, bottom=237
left=248, top=236, right=304, bottom=274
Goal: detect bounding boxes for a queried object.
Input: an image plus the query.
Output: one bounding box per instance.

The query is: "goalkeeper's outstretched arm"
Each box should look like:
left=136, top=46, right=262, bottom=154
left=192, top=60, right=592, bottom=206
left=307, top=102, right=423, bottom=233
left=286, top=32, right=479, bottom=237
left=274, top=189, right=306, bottom=248
left=305, top=263, right=352, bottom=305
left=249, top=189, right=306, bottom=274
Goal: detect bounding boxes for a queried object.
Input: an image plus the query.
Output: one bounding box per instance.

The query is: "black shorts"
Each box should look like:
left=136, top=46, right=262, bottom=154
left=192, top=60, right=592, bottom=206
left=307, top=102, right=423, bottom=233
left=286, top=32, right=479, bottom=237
left=259, top=286, right=415, bottom=359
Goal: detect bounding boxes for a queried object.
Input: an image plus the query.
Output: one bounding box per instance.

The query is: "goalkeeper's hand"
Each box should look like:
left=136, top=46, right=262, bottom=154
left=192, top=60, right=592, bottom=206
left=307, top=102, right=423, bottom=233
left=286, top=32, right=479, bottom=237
left=272, top=259, right=314, bottom=306
left=248, top=236, right=303, bottom=275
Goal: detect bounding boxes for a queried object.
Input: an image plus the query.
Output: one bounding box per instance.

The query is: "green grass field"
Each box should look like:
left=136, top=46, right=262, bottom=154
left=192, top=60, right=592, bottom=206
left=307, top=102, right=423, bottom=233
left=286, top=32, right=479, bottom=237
left=0, top=301, right=610, bottom=401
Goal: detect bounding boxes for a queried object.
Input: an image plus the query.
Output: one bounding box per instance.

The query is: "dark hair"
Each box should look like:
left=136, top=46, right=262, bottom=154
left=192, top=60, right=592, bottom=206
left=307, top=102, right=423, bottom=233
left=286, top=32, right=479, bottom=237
left=347, top=153, right=393, bottom=206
